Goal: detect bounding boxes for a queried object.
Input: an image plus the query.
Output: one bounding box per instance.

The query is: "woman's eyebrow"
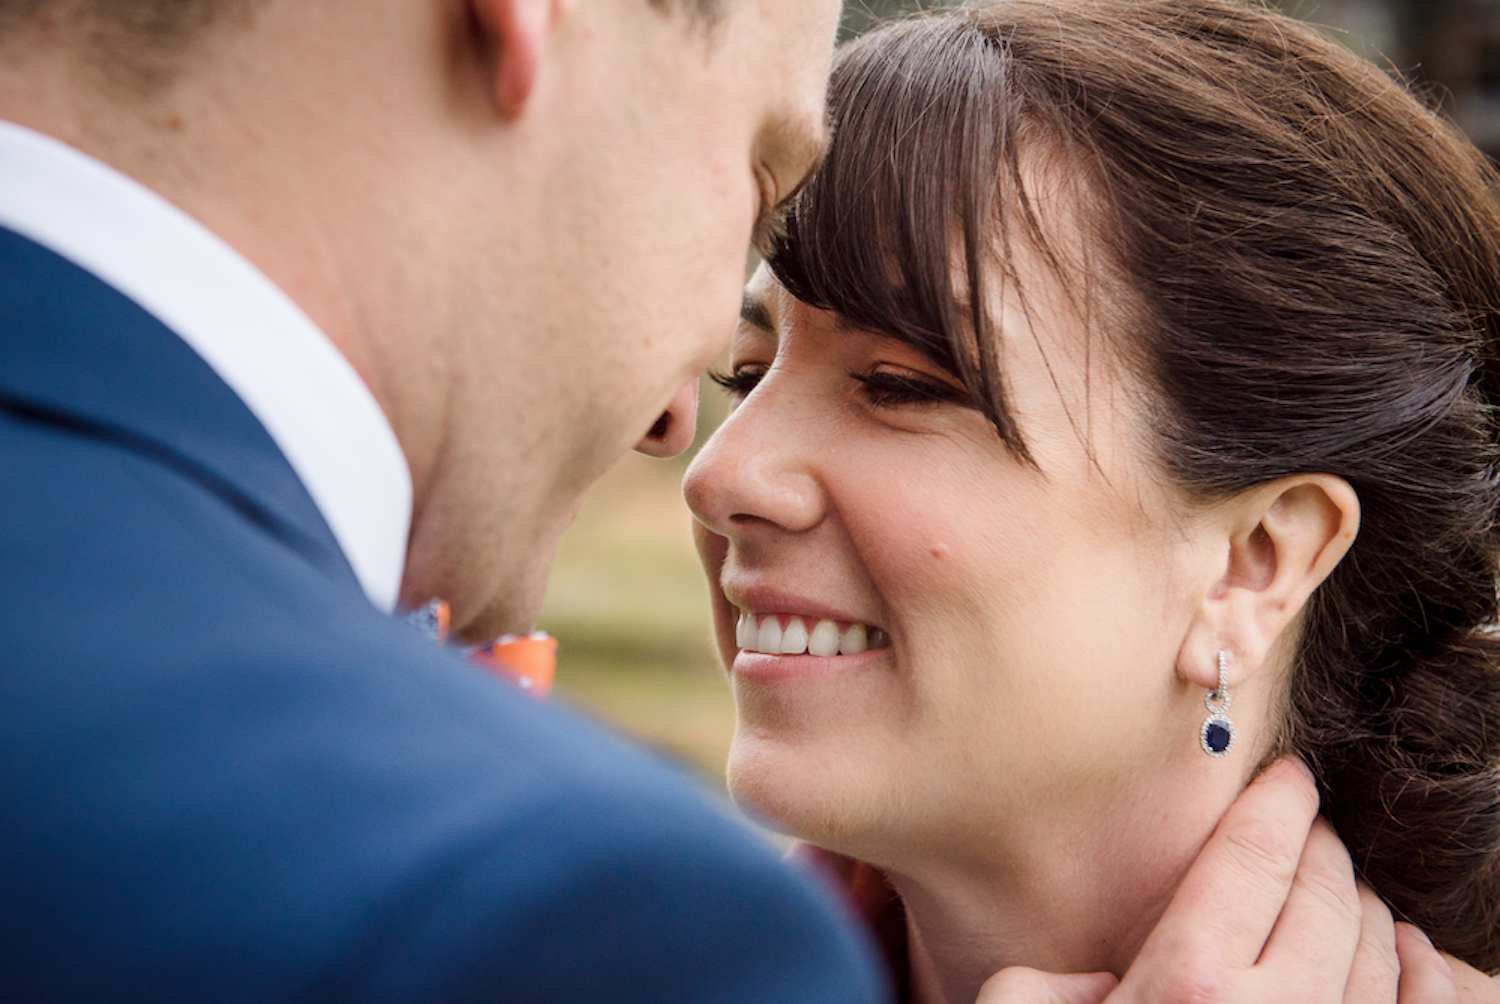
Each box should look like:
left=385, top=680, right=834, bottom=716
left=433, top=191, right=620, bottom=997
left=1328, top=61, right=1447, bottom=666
left=740, top=295, right=776, bottom=335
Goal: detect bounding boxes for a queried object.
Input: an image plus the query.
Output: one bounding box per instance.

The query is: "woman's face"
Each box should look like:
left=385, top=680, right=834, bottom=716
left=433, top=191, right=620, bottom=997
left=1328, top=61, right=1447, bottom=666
left=684, top=250, right=1225, bottom=867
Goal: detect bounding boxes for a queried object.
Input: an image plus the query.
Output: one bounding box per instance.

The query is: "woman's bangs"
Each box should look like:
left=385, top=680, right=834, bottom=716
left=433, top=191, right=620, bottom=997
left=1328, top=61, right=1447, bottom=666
left=767, top=17, right=1008, bottom=386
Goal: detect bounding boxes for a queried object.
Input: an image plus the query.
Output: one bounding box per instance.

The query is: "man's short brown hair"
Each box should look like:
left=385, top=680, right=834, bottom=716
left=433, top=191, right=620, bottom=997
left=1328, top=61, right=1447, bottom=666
left=0, top=0, right=727, bottom=91
left=1, top=0, right=727, bottom=41
left=0, top=0, right=258, bottom=92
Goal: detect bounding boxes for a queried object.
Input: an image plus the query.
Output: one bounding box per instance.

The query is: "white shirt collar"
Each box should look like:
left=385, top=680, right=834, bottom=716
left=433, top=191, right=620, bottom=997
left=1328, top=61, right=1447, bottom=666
left=0, top=120, right=412, bottom=611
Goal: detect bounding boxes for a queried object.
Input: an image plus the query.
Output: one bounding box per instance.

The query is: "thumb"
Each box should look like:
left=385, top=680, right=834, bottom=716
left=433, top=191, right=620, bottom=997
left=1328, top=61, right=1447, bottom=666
left=976, top=968, right=1119, bottom=1004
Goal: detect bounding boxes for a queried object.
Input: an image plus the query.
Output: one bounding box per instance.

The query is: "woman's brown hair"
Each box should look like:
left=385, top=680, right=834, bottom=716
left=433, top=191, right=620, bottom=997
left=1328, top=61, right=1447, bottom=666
left=768, top=0, right=1500, bottom=972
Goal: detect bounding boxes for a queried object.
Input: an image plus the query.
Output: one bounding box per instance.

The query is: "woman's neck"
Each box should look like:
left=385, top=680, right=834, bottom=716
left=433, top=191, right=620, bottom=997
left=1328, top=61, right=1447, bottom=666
left=884, top=775, right=1237, bottom=1004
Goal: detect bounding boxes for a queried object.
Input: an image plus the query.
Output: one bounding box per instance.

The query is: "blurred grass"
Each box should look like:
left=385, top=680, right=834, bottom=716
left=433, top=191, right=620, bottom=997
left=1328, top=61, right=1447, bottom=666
left=537, top=378, right=736, bottom=789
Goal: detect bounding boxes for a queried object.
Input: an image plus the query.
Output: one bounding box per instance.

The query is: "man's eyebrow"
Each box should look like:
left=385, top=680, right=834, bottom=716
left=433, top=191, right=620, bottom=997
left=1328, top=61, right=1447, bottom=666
left=740, top=295, right=776, bottom=334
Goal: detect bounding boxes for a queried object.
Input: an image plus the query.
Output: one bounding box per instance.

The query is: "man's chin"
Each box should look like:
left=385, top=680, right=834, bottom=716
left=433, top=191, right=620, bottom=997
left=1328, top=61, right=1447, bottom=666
left=400, top=559, right=552, bottom=645
left=450, top=579, right=549, bottom=644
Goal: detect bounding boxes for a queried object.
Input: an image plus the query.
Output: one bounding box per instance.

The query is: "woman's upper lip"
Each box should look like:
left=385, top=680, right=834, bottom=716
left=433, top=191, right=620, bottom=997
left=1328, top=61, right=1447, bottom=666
left=720, top=582, right=881, bottom=629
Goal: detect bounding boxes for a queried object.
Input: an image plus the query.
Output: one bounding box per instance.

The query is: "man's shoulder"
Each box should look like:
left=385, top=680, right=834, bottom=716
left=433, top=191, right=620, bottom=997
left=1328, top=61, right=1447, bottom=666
left=314, top=629, right=888, bottom=1003
left=0, top=415, right=886, bottom=1004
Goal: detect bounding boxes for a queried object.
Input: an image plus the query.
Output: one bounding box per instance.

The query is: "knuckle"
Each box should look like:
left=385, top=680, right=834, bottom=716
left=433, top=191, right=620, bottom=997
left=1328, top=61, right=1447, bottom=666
left=1221, top=816, right=1302, bottom=886
left=1298, top=853, right=1361, bottom=917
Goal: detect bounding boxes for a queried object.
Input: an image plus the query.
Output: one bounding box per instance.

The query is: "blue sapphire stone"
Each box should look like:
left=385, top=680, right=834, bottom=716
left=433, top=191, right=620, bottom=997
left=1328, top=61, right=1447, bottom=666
left=1204, top=720, right=1232, bottom=754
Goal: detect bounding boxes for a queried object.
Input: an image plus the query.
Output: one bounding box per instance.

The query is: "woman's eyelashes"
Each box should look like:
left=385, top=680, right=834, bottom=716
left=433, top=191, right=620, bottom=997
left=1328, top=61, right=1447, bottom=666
left=709, top=364, right=768, bottom=399
left=852, top=368, right=972, bottom=409
left=709, top=363, right=972, bottom=410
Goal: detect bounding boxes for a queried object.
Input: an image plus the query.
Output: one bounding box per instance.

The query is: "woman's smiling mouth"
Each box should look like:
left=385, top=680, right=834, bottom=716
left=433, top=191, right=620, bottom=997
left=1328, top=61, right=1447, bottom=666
left=735, top=611, right=891, bottom=656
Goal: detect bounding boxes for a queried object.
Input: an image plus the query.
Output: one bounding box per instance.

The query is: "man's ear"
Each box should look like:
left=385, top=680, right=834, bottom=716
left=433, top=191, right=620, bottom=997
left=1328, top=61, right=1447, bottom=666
left=471, top=0, right=557, bottom=117
left=1179, top=475, right=1360, bottom=690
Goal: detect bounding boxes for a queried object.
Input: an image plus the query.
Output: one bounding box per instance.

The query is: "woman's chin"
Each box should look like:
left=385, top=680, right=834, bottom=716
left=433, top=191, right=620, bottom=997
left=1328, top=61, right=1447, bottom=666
left=725, top=728, right=889, bottom=856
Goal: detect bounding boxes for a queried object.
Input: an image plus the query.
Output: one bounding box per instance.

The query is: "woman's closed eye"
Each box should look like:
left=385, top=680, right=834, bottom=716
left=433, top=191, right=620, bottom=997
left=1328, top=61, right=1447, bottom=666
left=709, top=364, right=769, bottom=400
left=853, top=368, right=973, bottom=410
left=708, top=362, right=973, bottom=410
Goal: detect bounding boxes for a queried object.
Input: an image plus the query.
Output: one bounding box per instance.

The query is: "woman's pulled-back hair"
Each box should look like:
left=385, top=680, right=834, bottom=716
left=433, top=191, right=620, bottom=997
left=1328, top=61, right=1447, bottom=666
left=769, top=0, right=1500, bottom=971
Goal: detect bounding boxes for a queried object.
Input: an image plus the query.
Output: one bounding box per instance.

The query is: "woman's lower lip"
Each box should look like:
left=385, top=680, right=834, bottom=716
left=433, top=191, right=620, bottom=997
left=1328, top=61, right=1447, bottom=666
left=730, top=648, right=888, bottom=681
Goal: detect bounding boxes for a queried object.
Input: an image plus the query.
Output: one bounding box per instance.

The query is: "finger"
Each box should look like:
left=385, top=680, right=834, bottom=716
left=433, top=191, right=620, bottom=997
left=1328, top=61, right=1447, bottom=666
left=1254, top=817, right=1361, bottom=1001
left=1393, top=925, right=1457, bottom=1004
left=1340, top=882, right=1399, bottom=1004
left=1141, top=758, right=1321, bottom=969
left=975, top=968, right=1118, bottom=1004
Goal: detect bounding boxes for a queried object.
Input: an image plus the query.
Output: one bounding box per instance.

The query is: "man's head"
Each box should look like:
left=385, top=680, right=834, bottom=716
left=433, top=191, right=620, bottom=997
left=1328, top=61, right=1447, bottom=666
left=0, top=0, right=841, bottom=639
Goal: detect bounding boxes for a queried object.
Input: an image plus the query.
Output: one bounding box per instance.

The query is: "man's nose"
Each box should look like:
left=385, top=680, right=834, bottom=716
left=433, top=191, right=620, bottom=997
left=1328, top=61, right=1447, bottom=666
left=634, top=379, right=700, bottom=459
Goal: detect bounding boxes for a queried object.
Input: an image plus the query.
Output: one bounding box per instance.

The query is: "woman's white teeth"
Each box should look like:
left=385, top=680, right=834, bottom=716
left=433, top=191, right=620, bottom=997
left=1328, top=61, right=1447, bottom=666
left=780, top=618, right=808, bottom=655
left=842, top=623, right=867, bottom=655
left=756, top=617, right=781, bottom=655
left=808, top=620, right=840, bottom=657
left=734, top=612, right=889, bottom=656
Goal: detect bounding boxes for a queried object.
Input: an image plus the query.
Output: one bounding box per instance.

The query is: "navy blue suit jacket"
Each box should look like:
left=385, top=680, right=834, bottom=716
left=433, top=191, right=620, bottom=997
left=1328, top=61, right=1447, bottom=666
left=0, top=227, right=887, bottom=1003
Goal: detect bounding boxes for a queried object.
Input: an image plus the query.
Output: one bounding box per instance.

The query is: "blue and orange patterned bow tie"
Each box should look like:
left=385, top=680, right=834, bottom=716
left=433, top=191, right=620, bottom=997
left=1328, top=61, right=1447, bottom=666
left=409, top=599, right=556, bottom=699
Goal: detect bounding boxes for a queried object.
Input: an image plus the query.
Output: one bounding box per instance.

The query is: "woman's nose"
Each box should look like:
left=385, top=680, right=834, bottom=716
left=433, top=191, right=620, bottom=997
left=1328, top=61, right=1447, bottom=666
left=683, top=379, right=825, bottom=540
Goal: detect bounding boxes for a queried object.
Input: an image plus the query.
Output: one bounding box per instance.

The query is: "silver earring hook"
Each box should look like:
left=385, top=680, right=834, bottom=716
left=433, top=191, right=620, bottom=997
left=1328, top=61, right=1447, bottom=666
left=1205, top=649, right=1232, bottom=715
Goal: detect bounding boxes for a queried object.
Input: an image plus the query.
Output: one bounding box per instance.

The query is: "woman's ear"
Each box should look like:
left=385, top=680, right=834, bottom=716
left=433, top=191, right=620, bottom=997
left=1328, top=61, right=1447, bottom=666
left=471, top=0, right=559, bottom=117
left=1179, top=475, right=1360, bottom=689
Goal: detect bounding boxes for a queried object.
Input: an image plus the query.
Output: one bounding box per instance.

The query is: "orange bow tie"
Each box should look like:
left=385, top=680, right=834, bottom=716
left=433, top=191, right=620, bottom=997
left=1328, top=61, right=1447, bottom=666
left=412, top=600, right=556, bottom=699
left=470, top=632, right=557, bottom=698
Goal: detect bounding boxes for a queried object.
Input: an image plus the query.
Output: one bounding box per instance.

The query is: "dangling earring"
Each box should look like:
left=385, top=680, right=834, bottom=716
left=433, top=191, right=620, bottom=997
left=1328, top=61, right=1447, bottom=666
left=1200, top=650, right=1236, bottom=758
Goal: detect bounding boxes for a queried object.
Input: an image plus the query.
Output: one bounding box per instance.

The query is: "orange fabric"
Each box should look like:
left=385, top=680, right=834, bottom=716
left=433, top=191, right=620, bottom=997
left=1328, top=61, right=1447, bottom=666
left=422, top=600, right=557, bottom=700
left=471, top=633, right=557, bottom=699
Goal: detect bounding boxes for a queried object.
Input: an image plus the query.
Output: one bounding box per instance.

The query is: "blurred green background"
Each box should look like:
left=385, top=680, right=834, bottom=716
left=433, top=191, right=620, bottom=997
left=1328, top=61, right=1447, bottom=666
left=538, top=0, right=1500, bottom=790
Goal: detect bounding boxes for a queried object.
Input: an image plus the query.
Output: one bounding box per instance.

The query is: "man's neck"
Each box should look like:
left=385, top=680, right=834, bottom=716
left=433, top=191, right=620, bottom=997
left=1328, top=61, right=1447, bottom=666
left=0, top=11, right=445, bottom=494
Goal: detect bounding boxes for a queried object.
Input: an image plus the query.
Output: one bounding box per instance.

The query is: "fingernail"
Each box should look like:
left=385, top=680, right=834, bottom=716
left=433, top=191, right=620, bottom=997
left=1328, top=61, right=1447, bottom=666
left=1402, top=923, right=1435, bottom=947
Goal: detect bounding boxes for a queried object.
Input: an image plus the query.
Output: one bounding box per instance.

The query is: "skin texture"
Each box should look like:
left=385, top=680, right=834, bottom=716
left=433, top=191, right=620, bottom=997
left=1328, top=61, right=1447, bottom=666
left=685, top=214, right=1362, bottom=998
left=687, top=173, right=1498, bottom=1004
left=0, top=3, right=1491, bottom=1001
left=974, top=767, right=1471, bottom=1004
left=691, top=261, right=1496, bottom=1002
left=0, top=0, right=840, bottom=640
